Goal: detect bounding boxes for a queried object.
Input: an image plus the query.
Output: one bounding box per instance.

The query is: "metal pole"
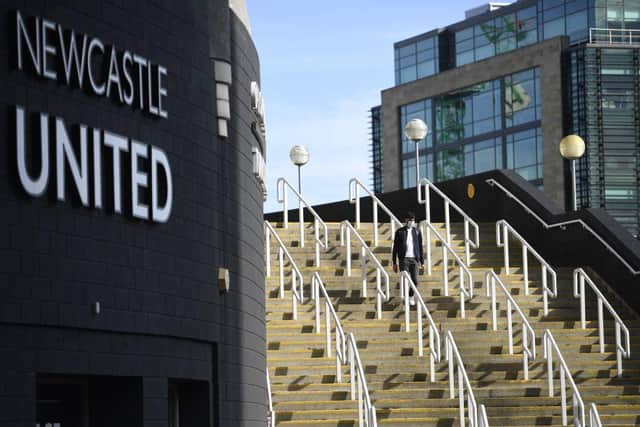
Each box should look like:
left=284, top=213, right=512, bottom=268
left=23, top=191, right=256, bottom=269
left=415, top=141, right=420, bottom=187
left=571, top=159, right=577, bottom=211
left=297, top=165, right=302, bottom=195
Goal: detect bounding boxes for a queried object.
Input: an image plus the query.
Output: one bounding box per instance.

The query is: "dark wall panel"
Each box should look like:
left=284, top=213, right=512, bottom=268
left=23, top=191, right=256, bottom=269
left=0, top=1, right=265, bottom=425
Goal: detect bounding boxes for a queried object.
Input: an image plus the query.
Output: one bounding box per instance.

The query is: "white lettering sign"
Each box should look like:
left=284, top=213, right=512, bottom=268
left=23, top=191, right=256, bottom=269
left=16, top=10, right=168, bottom=118
left=15, top=105, right=173, bottom=223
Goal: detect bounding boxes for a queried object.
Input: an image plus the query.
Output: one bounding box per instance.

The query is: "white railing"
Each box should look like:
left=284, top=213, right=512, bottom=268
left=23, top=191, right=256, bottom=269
left=420, top=220, right=474, bottom=318
left=349, top=177, right=403, bottom=247
left=445, top=331, right=490, bottom=427
left=496, top=220, right=557, bottom=316
left=484, top=270, right=536, bottom=380
left=276, top=177, right=328, bottom=266
left=542, top=329, right=585, bottom=427
left=590, top=27, right=640, bottom=45
left=589, top=403, right=602, bottom=427
left=340, top=220, right=390, bottom=319
left=418, top=178, right=480, bottom=266
left=264, top=221, right=305, bottom=320
left=486, top=178, right=640, bottom=276
left=266, top=370, right=275, bottom=427
left=573, top=268, right=631, bottom=377
left=311, top=272, right=348, bottom=383
left=399, top=271, right=441, bottom=382
left=347, top=332, right=378, bottom=427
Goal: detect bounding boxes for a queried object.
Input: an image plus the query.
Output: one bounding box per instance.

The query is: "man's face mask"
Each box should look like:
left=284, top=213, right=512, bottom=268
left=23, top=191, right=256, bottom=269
left=406, top=220, right=415, bottom=228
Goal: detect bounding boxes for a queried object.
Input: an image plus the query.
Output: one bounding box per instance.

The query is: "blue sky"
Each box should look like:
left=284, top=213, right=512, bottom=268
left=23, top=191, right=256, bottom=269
left=246, top=1, right=491, bottom=212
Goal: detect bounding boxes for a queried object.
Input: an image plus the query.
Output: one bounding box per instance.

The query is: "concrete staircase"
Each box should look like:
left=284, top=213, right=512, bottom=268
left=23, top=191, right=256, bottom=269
left=266, top=221, right=640, bottom=426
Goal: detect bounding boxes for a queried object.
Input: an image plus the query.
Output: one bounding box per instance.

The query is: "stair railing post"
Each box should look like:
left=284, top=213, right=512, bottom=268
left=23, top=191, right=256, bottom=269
left=490, top=273, right=497, bottom=331
left=404, top=275, right=410, bottom=333
left=598, top=298, right=605, bottom=353
left=542, top=265, right=549, bottom=316
left=464, top=220, right=470, bottom=265
left=447, top=337, right=454, bottom=398
left=357, top=376, right=363, bottom=427
left=345, top=227, right=352, bottom=276
left=459, top=265, right=466, bottom=319
left=444, top=200, right=451, bottom=245
left=361, top=246, right=367, bottom=298
left=417, top=303, right=423, bottom=357
left=503, top=222, right=510, bottom=275
left=458, top=365, right=464, bottom=427
left=376, top=269, right=382, bottom=320
left=278, top=247, right=284, bottom=298
left=355, top=185, right=360, bottom=229
left=442, top=245, right=449, bottom=296
left=314, top=277, right=321, bottom=333
left=325, top=300, right=331, bottom=357
left=424, top=185, right=432, bottom=276
left=282, top=183, right=288, bottom=229
left=523, top=326, right=529, bottom=380
left=299, top=201, right=304, bottom=248
left=314, top=219, right=320, bottom=267
left=616, top=322, right=623, bottom=377
left=560, top=368, right=567, bottom=426
left=507, top=299, right=513, bottom=354
left=522, top=245, right=529, bottom=295
left=372, top=200, right=378, bottom=247
left=349, top=341, right=356, bottom=399
left=291, top=272, right=298, bottom=320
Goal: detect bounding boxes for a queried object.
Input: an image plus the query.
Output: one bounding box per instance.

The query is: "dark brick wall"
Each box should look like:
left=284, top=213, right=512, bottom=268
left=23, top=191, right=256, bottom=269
left=0, top=1, right=265, bottom=426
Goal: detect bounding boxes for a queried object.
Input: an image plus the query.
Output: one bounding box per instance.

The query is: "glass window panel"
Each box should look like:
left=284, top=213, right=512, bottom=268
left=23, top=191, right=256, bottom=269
left=437, top=148, right=464, bottom=181
left=475, top=44, right=494, bottom=60
left=566, top=0, right=587, bottom=14
left=544, top=5, right=565, bottom=21
left=457, top=50, right=474, bottom=66
left=496, top=36, right=516, bottom=54
left=544, top=0, right=564, bottom=10
left=398, top=44, right=417, bottom=58
left=544, top=17, right=565, bottom=38
left=417, top=60, right=436, bottom=78
left=566, top=10, right=588, bottom=36
left=517, top=5, right=537, bottom=21
left=417, top=50, right=433, bottom=62
left=456, top=27, right=474, bottom=42
left=417, top=37, right=435, bottom=51
left=400, top=67, right=417, bottom=84
left=399, top=56, right=416, bottom=68
left=456, top=38, right=475, bottom=52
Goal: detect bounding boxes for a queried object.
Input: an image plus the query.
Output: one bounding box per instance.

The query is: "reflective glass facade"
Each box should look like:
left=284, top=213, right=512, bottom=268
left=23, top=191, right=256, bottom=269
left=395, top=1, right=640, bottom=85
left=395, top=35, right=439, bottom=85
left=369, top=106, right=383, bottom=193
left=400, top=68, right=542, bottom=189
left=572, top=46, right=640, bottom=235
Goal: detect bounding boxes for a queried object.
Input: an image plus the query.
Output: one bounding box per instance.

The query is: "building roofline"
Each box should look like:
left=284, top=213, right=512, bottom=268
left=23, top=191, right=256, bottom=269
left=394, top=0, right=536, bottom=47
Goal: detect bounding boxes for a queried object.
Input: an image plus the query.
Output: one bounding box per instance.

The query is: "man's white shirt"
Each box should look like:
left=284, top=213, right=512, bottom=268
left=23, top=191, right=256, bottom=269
left=404, top=228, right=414, bottom=258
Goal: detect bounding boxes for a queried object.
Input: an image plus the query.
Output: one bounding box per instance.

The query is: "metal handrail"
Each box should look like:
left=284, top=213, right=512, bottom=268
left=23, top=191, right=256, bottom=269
left=347, top=332, right=378, bottom=427
left=349, top=177, right=403, bottom=247
left=573, top=268, right=631, bottom=377
left=311, top=272, right=348, bottom=383
left=340, top=220, right=390, bottom=319
left=419, top=220, right=474, bottom=318
left=589, top=403, right=602, bottom=427
left=496, top=219, right=557, bottom=316
left=486, top=178, right=640, bottom=276
left=266, top=370, right=275, bottom=427
left=418, top=178, right=480, bottom=266
left=590, top=27, right=640, bottom=45
left=484, top=270, right=536, bottom=380
left=399, top=271, right=441, bottom=382
left=276, top=177, right=328, bottom=266
left=542, top=329, right=585, bottom=426
left=264, top=221, right=305, bottom=320
left=445, top=331, right=490, bottom=427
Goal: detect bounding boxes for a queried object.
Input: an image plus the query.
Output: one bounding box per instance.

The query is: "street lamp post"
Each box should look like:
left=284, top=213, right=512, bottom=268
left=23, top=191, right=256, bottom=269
left=559, top=135, right=586, bottom=211
left=289, top=145, right=309, bottom=195
left=404, top=119, right=428, bottom=187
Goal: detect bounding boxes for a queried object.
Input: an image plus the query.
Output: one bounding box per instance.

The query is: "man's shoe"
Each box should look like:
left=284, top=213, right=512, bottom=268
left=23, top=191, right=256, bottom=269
left=409, top=296, right=416, bottom=306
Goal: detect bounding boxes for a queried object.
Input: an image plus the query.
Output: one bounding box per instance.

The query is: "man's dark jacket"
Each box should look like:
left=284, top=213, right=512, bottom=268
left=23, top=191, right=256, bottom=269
left=392, top=226, right=424, bottom=266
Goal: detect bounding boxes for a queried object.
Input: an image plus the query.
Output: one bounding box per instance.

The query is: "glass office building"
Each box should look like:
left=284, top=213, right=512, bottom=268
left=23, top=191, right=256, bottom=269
left=373, top=0, right=640, bottom=236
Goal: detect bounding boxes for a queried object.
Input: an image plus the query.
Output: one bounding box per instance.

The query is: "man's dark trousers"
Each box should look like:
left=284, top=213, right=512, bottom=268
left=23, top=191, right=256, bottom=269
left=400, top=257, right=418, bottom=297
